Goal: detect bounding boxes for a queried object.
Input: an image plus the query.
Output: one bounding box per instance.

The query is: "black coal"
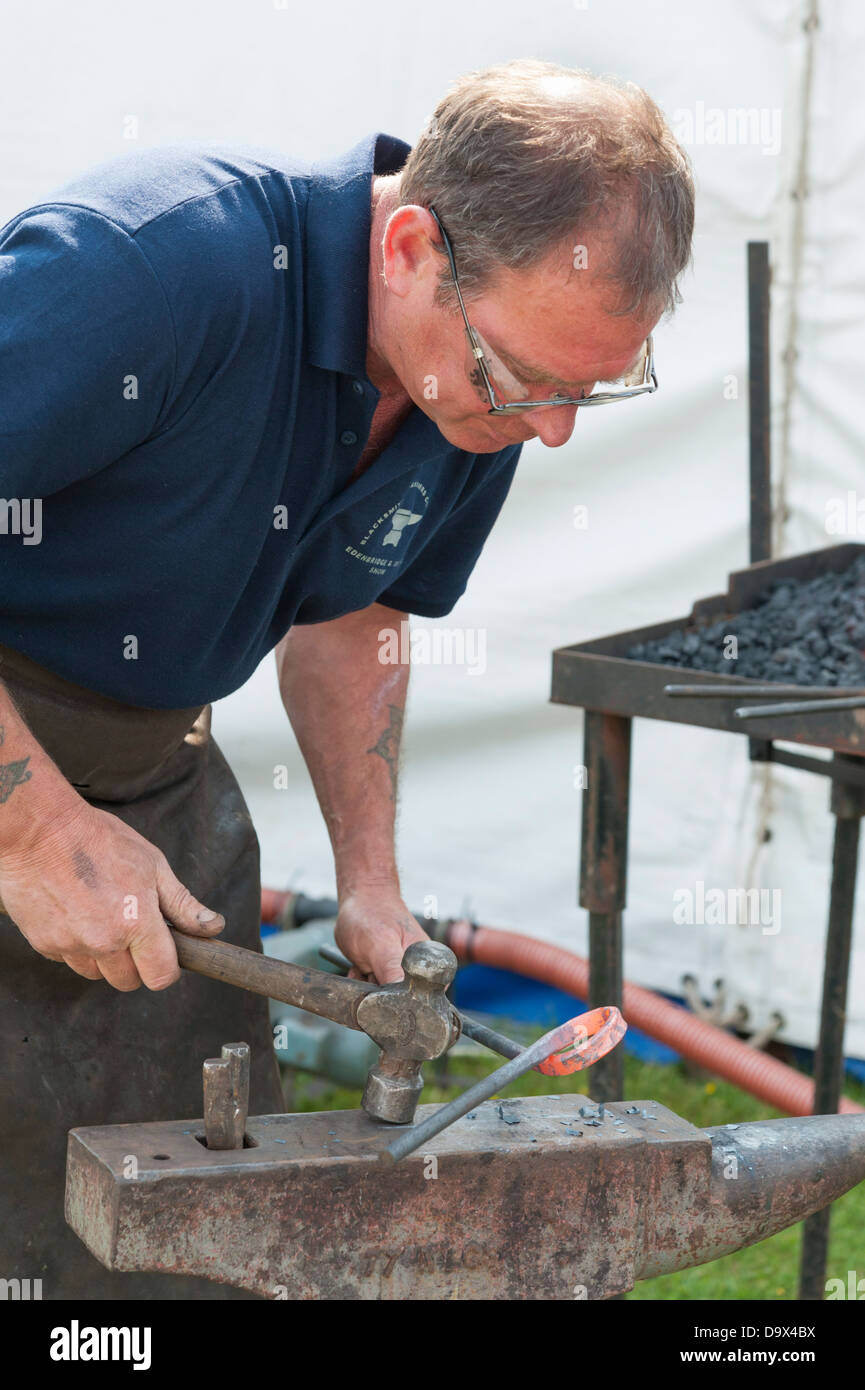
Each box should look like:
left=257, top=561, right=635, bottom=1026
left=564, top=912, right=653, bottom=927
left=627, top=555, right=865, bottom=688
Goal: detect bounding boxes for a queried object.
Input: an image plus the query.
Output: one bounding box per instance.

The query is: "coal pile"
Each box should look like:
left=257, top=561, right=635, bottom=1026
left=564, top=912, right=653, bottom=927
left=628, top=554, right=865, bottom=688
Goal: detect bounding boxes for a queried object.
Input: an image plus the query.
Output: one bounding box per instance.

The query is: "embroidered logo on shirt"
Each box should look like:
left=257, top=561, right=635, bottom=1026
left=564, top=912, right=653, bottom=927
left=345, top=481, right=430, bottom=577
left=382, top=507, right=423, bottom=547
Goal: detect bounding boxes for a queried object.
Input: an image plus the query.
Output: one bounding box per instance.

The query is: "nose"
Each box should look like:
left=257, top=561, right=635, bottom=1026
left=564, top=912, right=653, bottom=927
left=522, top=402, right=580, bottom=447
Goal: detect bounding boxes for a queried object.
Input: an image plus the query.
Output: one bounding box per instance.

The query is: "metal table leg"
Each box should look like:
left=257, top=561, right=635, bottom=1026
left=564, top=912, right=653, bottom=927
left=799, top=753, right=865, bottom=1299
left=579, top=711, right=631, bottom=1104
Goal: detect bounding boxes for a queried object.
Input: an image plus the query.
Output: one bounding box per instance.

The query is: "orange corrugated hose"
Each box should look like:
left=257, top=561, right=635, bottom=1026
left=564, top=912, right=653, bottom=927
left=444, top=918, right=863, bottom=1117
left=261, top=886, right=292, bottom=925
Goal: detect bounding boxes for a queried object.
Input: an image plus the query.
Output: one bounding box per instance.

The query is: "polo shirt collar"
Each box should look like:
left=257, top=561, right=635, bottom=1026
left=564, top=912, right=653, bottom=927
left=305, top=132, right=411, bottom=379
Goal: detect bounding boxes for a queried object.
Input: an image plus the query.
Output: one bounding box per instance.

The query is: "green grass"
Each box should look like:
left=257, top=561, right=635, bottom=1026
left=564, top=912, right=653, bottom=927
left=282, top=1044, right=865, bottom=1301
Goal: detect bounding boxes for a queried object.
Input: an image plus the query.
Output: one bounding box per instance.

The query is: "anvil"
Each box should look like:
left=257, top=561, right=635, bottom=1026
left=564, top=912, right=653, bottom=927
left=65, top=1096, right=865, bottom=1299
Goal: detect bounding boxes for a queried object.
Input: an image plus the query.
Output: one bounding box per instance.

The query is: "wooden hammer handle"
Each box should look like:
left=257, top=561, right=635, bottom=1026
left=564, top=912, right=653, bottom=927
left=169, top=928, right=370, bottom=1030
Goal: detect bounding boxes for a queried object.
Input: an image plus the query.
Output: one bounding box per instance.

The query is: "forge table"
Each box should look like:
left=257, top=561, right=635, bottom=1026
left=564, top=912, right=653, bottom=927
left=550, top=540, right=865, bottom=1300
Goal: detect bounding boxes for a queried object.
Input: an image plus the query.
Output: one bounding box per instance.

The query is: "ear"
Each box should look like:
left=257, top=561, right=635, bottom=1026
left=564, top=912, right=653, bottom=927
left=381, top=205, right=441, bottom=298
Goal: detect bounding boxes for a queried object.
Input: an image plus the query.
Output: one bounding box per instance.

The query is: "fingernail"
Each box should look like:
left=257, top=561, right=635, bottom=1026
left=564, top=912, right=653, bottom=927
left=197, top=909, right=218, bottom=924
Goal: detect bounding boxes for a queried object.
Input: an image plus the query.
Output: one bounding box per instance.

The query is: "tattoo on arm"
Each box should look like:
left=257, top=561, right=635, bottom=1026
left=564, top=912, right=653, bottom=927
left=0, top=756, right=32, bottom=805
left=0, top=725, right=34, bottom=805
left=367, top=705, right=404, bottom=801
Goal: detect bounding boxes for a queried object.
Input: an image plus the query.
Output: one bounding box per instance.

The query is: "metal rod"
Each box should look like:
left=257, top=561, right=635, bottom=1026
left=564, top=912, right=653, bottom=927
left=379, top=1019, right=581, bottom=1165
left=666, top=683, right=830, bottom=698
left=318, top=944, right=352, bottom=973
left=458, top=1013, right=524, bottom=1060
left=735, top=695, right=865, bottom=720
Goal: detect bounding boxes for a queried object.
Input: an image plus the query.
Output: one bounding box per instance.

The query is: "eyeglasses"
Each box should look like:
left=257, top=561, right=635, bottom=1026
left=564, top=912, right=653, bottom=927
left=428, top=206, right=658, bottom=415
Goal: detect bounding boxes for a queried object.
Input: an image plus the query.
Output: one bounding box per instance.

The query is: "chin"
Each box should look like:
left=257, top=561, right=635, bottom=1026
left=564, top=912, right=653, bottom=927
left=436, top=414, right=514, bottom=453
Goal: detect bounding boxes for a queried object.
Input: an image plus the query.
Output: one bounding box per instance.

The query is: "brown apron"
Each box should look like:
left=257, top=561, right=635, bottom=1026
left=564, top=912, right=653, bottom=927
left=0, top=643, right=283, bottom=1300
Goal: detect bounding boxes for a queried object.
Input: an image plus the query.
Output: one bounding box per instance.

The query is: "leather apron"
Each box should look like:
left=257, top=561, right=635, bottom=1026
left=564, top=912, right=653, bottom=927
left=0, top=643, right=283, bottom=1300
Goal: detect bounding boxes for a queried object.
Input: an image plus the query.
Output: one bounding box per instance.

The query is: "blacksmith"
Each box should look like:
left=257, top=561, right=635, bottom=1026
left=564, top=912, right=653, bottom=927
left=0, top=58, right=693, bottom=1297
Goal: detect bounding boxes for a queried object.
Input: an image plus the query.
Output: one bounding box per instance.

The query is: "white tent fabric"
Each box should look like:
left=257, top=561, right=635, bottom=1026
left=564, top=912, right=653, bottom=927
left=3, top=0, right=863, bottom=1054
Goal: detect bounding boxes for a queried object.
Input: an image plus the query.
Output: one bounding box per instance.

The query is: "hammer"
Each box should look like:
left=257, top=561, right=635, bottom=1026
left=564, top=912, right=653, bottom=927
left=169, top=929, right=460, bottom=1124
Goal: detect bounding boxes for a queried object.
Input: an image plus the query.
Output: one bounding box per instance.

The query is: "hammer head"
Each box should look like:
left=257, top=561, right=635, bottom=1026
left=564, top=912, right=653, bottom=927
left=356, top=941, right=459, bottom=1124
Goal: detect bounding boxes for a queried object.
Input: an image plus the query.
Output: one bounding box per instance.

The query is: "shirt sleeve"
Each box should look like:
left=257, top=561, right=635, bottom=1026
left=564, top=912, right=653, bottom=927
left=0, top=205, right=175, bottom=497
left=376, top=445, right=521, bottom=617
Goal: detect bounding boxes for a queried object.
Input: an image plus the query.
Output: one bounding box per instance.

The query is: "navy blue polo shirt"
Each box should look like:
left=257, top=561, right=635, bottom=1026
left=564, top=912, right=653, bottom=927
left=0, top=134, right=521, bottom=708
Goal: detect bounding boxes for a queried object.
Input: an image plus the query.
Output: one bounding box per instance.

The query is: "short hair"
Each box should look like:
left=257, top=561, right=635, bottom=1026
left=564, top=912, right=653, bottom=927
left=398, top=59, right=694, bottom=318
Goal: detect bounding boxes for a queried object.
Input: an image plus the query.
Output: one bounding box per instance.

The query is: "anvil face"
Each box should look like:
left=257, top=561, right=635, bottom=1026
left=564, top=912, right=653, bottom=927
left=65, top=1098, right=865, bottom=1301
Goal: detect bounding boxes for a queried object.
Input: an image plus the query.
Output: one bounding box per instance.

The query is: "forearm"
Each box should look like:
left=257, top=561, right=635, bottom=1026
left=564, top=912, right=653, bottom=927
left=275, top=604, right=409, bottom=897
left=0, top=678, right=82, bottom=862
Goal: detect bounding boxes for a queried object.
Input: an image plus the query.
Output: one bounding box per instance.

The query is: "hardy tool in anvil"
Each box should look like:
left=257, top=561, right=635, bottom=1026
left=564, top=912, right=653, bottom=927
left=168, top=931, right=624, bottom=1127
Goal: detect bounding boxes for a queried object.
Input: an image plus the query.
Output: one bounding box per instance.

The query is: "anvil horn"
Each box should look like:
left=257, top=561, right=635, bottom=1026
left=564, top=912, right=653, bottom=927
left=638, top=1113, right=865, bottom=1278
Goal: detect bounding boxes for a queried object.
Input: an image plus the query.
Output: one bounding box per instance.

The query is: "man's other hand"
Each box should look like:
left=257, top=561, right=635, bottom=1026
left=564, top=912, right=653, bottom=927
left=334, top=887, right=429, bottom=984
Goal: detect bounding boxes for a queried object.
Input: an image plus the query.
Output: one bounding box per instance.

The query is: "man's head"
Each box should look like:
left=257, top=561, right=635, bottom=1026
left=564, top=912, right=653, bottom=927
left=369, top=59, right=694, bottom=453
